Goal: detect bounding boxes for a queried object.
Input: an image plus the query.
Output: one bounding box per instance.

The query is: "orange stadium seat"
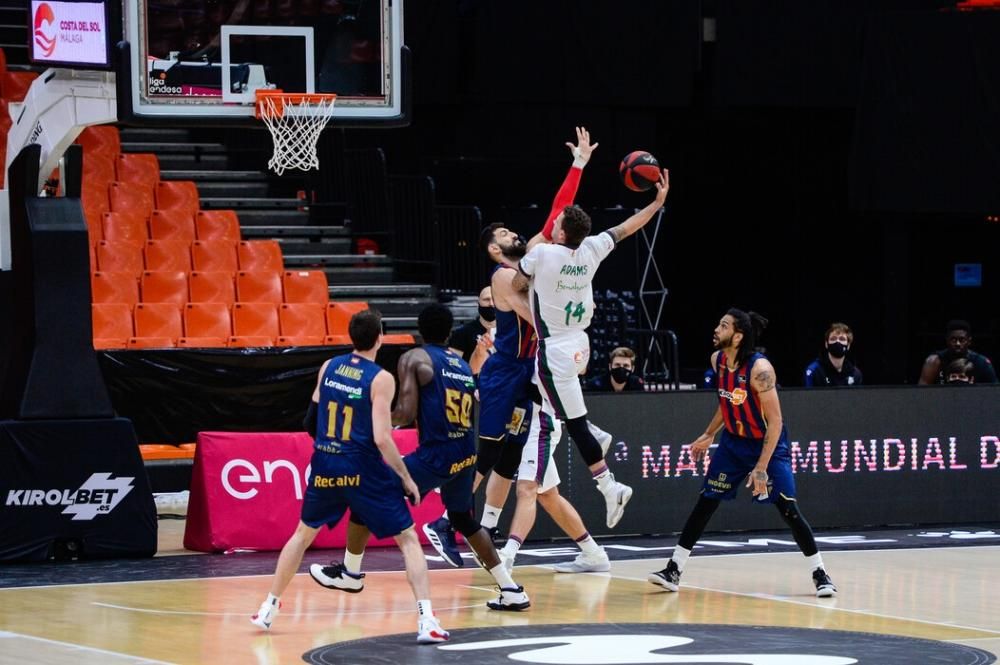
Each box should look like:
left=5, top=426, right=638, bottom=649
left=238, top=240, right=283, bottom=271
left=230, top=302, right=279, bottom=347
left=236, top=271, right=283, bottom=304
left=92, top=303, right=133, bottom=349
left=382, top=334, right=416, bottom=345
left=180, top=302, right=231, bottom=347
left=324, top=334, right=352, bottom=346
left=96, top=241, right=144, bottom=277
left=91, top=271, right=139, bottom=306
left=140, top=271, right=189, bottom=305
left=76, top=125, right=121, bottom=157
left=115, top=153, right=160, bottom=188
left=189, top=271, right=235, bottom=305
left=139, top=444, right=195, bottom=460
left=2, top=71, right=39, bottom=102
left=277, top=303, right=327, bottom=346
left=195, top=210, right=241, bottom=242
left=84, top=213, right=103, bottom=246
left=282, top=270, right=329, bottom=304
left=326, top=301, right=368, bottom=336
left=191, top=239, right=238, bottom=272
left=82, top=153, right=117, bottom=187
left=109, top=182, right=155, bottom=216
left=149, top=209, right=196, bottom=244
left=156, top=181, right=200, bottom=215
left=82, top=183, right=110, bottom=216
left=0, top=99, right=10, bottom=134
left=144, top=238, right=192, bottom=272
left=101, top=212, right=148, bottom=248
left=132, top=302, right=183, bottom=346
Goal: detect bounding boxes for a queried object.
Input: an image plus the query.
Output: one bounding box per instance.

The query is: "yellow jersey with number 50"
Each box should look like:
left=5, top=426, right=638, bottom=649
left=315, top=353, right=380, bottom=457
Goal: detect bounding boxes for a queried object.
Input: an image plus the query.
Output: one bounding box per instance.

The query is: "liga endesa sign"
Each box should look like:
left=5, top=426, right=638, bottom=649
left=184, top=430, right=446, bottom=553
left=544, top=385, right=1000, bottom=538
left=31, top=1, right=109, bottom=66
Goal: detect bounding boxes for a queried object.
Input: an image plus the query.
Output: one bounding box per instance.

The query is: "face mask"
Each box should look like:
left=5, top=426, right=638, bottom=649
left=478, top=305, right=495, bottom=322
left=610, top=366, right=632, bottom=383
left=827, top=342, right=847, bottom=359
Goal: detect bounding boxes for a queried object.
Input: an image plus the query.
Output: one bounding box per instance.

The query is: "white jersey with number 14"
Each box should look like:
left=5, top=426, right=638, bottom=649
left=518, top=231, right=616, bottom=337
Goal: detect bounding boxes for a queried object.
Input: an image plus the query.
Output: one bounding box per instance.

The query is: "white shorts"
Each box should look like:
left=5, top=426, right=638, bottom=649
left=535, top=329, right=589, bottom=420
left=517, top=403, right=564, bottom=493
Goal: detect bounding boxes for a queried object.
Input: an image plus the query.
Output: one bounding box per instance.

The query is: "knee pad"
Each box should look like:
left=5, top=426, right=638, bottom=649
left=448, top=509, right=480, bottom=538
left=493, top=437, right=526, bottom=479
left=775, top=496, right=801, bottom=522
left=476, top=436, right=503, bottom=475
left=565, top=416, right=603, bottom=466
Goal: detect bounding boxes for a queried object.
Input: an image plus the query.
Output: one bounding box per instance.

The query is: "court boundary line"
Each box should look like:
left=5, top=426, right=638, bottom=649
left=0, top=630, right=175, bottom=664
left=90, top=600, right=483, bottom=617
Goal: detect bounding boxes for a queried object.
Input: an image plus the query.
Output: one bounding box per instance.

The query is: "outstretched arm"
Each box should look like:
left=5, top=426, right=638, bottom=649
left=606, top=170, right=670, bottom=244
left=527, top=127, right=599, bottom=250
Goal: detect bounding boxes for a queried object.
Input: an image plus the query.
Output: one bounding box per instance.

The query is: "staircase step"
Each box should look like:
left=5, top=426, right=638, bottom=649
left=329, top=283, right=435, bottom=299
left=382, top=316, right=419, bottom=331
left=274, top=239, right=352, bottom=255
left=192, top=182, right=270, bottom=198
left=241, top=225, right=349, bottom=238
left=365, top=297, right=439, bottom=317
left=284, top=254, right=390, bottom=267
left=161, top=169, right=267, bottom=182
left=200, top=197, right=303, bottom=210
left=155, top=154, right=230, bottom=170
left=121, top=142, right=229, bottom=154
left=326, top=267, right=394, bottom=285
left=232, top=210, right=310, bottom=226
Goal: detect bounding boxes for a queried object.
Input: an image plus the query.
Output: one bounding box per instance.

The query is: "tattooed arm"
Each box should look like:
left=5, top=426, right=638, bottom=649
left=747, top=358, right=783, bottom=497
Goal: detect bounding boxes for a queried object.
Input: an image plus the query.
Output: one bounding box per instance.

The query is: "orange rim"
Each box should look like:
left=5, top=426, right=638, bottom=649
left=254, top=90, right=337, bottom=119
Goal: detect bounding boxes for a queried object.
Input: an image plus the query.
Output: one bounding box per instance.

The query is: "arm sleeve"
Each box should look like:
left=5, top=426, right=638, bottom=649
left=541, top=166, right=583, bottom=240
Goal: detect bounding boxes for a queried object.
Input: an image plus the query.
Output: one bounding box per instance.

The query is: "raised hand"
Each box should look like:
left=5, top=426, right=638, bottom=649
left=653, top=169, right=670, bottom=206
left=566, top=126, right=599, bottom=165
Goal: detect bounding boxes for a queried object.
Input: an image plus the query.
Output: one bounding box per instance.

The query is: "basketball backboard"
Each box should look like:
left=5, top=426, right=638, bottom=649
left=118, top=0, right=407, bottom=125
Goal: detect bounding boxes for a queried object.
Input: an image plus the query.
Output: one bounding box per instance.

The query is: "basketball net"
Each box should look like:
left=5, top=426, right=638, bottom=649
left=255, top=91, right=337, bottom=176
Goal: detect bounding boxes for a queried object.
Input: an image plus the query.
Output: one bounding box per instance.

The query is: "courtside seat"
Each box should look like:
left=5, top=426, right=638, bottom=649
left=149, top=209, right=197, bottom=244
left=139, top=444, right=195, bottom=461
left=177, top=337, right=228, bottom=348
left=140, top=271, right=189, bottom=305
left=91, top=271, right=139, bottom=306
left=282, top=270, right=329, bottom=304
left=382, top=334, right=416, bottom=345
left=195, top=210, right=241, bottom=242
left=133, top=302, right=183, bottom=345
left=82, top=153, right=117, bottom=187
left=189, top=271, right=235, bottom=305
left=92, top=303, right=133, bottom=349
left=109, top=181, right=155, bottom=216
left=230, top=302, right=279, bottom=347
left=182, top=302, right=232, bottom=345
left=127, top=336, right=176, bottom=349
left=238, top=240, right=284, bottom=272
left=323, top=334, right=352, bottom=346
left=276, top=335, right=326, bottom=347
left=191, top=239, right=238, bottom=272
left=156, top=181, right=200, bottom=216
left=96, top=241, right=144, bottom=277
left=326, top=301, right=368, bottom=336
left=76, top=125, right=121, bottom=157
left=102, top=212, right=148, bottom=248
left=279, top=303, right=327, bottom=339
left=144, top=238, right=192, bottom=272
left=116, top=153, right=160, bottom=188
left=236, top=271, right=283, bottom=304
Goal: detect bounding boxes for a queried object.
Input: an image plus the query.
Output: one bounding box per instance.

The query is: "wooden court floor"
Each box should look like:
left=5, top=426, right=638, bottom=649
left=1, top=525, right=997, bottom=664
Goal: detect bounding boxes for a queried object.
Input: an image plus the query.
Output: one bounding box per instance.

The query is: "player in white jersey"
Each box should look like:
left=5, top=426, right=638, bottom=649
left=513, top=169, right=669, bottom=527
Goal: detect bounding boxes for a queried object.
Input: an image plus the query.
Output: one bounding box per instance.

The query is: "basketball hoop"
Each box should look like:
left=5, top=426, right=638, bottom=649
left=255, top=90, right=337, bottom=176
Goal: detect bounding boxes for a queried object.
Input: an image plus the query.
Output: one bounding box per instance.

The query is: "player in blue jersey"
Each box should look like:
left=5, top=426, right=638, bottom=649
left=251, top=309, right=450, bottom=643
left=647, top=309, right=836, bottom=598
left=309, top=304, right=531, bottom=611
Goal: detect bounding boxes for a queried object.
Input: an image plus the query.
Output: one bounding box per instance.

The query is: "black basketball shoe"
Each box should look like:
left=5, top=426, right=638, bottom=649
left=813, top=568, right=837, bottom=598
left=647, top=560, right=681, bottom=592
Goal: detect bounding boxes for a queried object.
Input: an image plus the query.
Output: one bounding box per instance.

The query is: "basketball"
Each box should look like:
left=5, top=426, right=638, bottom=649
left=619, top=151, right=660, bottom=192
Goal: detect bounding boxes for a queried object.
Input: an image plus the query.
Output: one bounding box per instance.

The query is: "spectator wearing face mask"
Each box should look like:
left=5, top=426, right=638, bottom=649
left=943, top=358, right=975, bottom=385
left=447, top=286, right=496, bottom=375
left=803, top=323, right=863, bottom=387
left=586, top=347, right=645, bottom=392
left=919, top=320, right=996, bottom=385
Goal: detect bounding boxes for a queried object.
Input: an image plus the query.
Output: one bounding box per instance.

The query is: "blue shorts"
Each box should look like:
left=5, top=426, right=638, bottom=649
left=478, top=353, right=535, bottom=440
left=701, top=427, right=797, bottom=504
left=404, top=437, right=477, bottom=514
left=300, top=450, right=413, bottom=539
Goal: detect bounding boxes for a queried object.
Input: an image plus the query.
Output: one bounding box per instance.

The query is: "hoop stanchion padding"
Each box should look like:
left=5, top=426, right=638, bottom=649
left=255, top=92, right=337, bottom=175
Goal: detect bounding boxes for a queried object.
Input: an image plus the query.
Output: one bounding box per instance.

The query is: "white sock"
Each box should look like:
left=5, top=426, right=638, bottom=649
left=417, top=599, right=433, bottom=618
left=807, top=553, right=824, bottom=571
left=671, top=545, right=692, bottom=572
left=265, top=592, right=279, bottom=607
left=490, top=563, right=517, bottom=589
left=344, top=550, right=364, bottom=574
left=576, top=533, right=600, bottom=556
left=593, top=468, right=614, bottom=492
left=501, top=538, right=522, bottom=559
left=481, top=504, right=502, bottom=529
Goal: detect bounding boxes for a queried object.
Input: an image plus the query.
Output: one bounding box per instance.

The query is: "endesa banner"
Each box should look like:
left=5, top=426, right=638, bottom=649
left=31, top=1, right=109, bottom=67
left=185, top=429, right=446, bottom=552
left=516, top=385, right=1000, bottom=539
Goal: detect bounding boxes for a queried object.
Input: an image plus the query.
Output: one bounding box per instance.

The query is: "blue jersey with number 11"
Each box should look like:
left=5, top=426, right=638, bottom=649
left=316, top=353, right=380, bottom=458
left=419, top=345, right=476, bottom=447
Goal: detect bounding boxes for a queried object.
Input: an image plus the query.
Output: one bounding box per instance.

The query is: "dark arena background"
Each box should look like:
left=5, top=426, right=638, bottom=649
left=0, top=1, right=998, bottom=664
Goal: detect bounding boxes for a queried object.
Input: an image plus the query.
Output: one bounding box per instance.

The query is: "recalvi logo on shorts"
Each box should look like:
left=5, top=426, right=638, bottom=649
left=4, top=473, right=135, bottom=521
left=313, top=474, right=360, bottom=488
